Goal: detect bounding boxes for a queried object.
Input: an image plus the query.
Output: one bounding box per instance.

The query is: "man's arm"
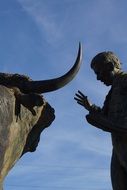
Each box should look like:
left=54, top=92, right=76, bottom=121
left=86, top=112, right=127, bottom=133
left=74, top=90, right=127, bottom=134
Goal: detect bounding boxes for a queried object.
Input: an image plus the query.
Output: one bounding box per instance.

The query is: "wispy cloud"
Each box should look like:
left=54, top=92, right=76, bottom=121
left=18, top=0, right=63, bottom=45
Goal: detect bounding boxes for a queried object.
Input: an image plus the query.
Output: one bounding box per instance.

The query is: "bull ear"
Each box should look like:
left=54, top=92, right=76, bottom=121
left=107, top=61, right=114, bottom=71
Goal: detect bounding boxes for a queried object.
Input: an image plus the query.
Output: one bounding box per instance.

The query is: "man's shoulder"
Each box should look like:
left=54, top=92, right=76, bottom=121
left=111, top=71, right=127, bottom=91
left=114, top=71, right=127, bottom=84
left=117, top=71, right=127, bottom=77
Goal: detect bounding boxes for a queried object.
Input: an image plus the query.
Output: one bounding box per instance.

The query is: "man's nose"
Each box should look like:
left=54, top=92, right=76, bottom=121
left=97, top=74, right=101, bottom=80
left=96, top=72, right=104, bottom=80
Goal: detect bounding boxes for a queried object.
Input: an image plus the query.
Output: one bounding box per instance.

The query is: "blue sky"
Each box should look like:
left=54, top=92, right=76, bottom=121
left=1, top=0, right=127, bottom=189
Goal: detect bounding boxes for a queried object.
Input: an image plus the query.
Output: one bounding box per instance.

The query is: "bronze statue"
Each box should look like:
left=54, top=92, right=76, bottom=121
left=74, top=51, right=127, bottom=190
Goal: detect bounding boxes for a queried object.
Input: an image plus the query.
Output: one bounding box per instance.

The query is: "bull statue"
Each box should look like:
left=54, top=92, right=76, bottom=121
left=0, top=43, right=82, bottom=190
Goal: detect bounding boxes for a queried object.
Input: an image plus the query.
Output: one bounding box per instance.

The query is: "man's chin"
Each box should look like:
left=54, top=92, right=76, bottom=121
left=103, top=81, right=111, bottom=86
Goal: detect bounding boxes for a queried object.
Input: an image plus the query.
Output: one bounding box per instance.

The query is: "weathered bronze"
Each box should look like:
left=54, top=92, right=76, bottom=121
left=0, top=86, right=55, bottom=189
left=0, top=44, right=82, bottom=190
left=74, top=51, right=127, bottom=190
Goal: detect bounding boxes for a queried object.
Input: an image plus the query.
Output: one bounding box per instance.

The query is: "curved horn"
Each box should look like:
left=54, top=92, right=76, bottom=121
left=26, top=43, right=82, bottom=94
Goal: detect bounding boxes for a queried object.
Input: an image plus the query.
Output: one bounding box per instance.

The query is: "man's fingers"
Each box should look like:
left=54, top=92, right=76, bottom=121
left=74, top=97, right=80, bottom=101
left=77, top=101, right=84, bottom=107
left=74, top=98, right=85, bottom=106
left=74, top=96, right=85, bottom=103
left=75, top=93, right=87, bottom=100
left=75, top=93, right=83, bottom=99
left=74, top=97, right=84, bottom=104
left=74, top=94, right=88, bottom=103
left=78, top=90, right=87, bottom=98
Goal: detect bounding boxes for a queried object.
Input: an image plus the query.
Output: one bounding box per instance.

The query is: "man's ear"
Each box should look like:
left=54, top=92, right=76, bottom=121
left=108, top=61, right=114, bottom=71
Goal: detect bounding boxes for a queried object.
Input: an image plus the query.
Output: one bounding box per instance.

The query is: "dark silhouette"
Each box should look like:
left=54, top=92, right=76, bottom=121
left=75, top=51, right=127, bottom=190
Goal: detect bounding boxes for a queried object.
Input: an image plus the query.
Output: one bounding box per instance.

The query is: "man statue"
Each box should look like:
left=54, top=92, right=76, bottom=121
left=74, top=51, right=127, bottom=190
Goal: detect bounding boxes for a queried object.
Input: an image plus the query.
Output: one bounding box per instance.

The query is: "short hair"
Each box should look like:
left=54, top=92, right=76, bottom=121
left=91, top=51, right=121, bottom=69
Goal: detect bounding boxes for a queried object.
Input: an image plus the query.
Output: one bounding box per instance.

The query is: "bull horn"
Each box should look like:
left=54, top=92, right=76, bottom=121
left=26, top=43, right=82, bottom=94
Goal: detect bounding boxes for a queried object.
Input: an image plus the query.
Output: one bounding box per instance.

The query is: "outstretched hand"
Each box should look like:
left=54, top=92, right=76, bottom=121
left=74, top=90, right=92, bottom=111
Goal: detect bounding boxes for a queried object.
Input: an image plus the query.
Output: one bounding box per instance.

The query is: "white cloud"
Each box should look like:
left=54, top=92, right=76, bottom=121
left=18, top=0, right=63, bottom=45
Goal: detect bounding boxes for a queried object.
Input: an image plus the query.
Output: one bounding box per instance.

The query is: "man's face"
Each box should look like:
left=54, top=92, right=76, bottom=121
left=92, top=63, right=114, bottom=86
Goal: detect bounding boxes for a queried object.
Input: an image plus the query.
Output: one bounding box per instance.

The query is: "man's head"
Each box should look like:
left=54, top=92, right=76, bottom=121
left=91, top=51, right=121, bottom=86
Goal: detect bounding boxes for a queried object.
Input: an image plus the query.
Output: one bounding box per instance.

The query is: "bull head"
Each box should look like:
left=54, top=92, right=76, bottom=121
left=0, top=43, right=82, bottom=189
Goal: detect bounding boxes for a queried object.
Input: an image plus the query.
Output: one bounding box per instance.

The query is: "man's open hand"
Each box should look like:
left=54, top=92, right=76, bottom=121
left=74, top=90, right=92, bottom=111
